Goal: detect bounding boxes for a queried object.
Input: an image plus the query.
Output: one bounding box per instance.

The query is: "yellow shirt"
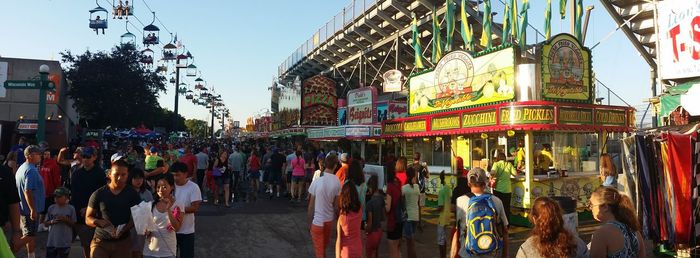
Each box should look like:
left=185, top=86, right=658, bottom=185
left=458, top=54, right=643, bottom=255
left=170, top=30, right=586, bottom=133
left=437, top=184, right=452, bottom=226
left=537, top=150, right=553, bottom=170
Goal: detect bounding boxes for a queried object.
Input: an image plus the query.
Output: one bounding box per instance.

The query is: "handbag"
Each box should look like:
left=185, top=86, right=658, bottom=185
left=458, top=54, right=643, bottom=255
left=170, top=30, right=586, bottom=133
left=212, top=167, right=222, bottom=177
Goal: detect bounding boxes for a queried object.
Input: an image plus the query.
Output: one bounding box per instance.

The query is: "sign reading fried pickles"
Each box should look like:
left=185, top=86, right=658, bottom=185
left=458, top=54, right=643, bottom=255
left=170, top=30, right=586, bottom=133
left=500, top=106, right=555, bottom=124
left=462, top=110, right=497, bottom=128
left=558, top=108, right=593, bottom=125
left=595, top=109, right=627, bottom=126
left=431, top=116, right=461, bottom=130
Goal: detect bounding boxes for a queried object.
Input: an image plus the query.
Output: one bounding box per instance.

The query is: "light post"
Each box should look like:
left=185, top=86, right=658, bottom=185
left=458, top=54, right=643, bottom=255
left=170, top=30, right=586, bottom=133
left=37, top=64, right=50, bottom=143
left=172, top=52, right=192, bottom=131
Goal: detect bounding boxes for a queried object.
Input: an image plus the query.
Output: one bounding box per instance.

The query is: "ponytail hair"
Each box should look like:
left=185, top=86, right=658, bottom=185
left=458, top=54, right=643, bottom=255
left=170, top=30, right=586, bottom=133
left=592, top=187, right=640, bottom=232
left=599, top=153, right=616, bottom=177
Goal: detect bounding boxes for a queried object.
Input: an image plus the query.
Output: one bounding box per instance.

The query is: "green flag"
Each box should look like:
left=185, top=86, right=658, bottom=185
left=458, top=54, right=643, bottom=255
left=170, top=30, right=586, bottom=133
left=574, top=0, right=583, bottom=40
left=480, top=0, right=492, bottom=49
left=412, top=15, right=425, bottom=69
left=432, top=10, right=443, bottom=61
left=460, top=0, right=473, bottom=50
left=560, top=0, right=567, bottom=19
left=518, top=0, right=529, bottom=50
left=510, top=0, right=518, bottom=39
left=445, top=0, right=455, bottom=51
left=545, top=0, right=552, bottom=40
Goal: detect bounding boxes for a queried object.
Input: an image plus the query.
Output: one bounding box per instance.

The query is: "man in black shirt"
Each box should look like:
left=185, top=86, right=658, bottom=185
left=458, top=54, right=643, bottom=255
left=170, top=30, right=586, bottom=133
left=268, top=148, right=286, bottom=199
left=86, top=158, right=140, bottom=257
left=69, top=147, right=106, bottom=258
left=0, top=161, right=22, bottom=254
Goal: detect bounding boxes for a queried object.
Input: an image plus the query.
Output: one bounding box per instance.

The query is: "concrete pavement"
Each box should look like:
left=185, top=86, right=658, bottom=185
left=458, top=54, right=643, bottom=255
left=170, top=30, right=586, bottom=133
left=13, top=193, right=656, bottom=258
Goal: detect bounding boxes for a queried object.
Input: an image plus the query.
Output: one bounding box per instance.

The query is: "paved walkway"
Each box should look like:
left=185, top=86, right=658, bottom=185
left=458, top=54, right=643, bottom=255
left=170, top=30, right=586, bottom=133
left=14, top=194, right=656, bottom=258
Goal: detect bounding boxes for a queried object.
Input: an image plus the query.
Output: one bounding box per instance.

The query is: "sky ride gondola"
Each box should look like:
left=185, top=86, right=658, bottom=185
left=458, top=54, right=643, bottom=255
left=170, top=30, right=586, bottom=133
left=143, top=12, right=160, bottom=46
left=112, top=0, right=133, bottom=19
left=89, top=1, right=108, bottom=35
left=120, top=20, right=136, bottom=45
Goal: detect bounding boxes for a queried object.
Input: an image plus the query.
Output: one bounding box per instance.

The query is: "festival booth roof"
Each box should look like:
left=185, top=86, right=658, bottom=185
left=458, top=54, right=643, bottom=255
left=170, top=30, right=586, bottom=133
left=381, top=101, right=635, bottom=138
left=307, top=125, right=382, bottom=141
left=659, top=80, right=700, bottom=121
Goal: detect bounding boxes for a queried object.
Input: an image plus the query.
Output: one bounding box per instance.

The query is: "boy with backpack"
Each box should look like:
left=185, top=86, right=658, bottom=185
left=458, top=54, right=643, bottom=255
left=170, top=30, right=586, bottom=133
left=450, top=168, right=509, bottom=258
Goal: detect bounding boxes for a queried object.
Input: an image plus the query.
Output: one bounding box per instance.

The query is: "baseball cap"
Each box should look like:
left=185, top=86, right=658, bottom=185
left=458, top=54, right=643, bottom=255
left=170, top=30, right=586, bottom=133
left=467, top=167, right=488, bottom=185
left=53, top=187, right=71, bottom=197
left=81, top=147, right=95, bottom=157
left=111, top=153, right=125, bottom=163
left=24, top=145, right=42, bottom=157
left=150, top=147, right=160, bottom=153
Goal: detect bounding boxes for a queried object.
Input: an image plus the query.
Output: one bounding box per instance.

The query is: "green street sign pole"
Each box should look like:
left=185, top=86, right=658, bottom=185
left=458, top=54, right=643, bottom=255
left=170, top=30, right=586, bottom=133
left=37, top=70, right=49, bottom=143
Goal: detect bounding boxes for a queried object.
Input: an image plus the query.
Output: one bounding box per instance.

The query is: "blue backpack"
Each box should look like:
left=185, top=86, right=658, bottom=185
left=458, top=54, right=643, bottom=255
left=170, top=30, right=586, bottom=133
left=463, top=194, right=501, bottom=255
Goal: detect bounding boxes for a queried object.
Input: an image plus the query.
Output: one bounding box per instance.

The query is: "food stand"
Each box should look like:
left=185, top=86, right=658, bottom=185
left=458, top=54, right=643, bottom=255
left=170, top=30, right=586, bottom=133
left=381, top=34, right=635, bottom=223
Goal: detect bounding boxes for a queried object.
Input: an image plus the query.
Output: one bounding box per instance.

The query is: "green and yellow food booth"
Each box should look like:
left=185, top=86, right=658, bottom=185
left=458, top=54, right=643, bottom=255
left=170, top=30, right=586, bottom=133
left=381, top=34, right=635, bottom=225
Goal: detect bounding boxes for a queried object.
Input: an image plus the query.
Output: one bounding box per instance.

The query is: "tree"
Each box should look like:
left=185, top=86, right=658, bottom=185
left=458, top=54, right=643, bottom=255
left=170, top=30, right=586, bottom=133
left=62, top=43, right=167, bottom=129
left=185, top=119, right=209, bottom=138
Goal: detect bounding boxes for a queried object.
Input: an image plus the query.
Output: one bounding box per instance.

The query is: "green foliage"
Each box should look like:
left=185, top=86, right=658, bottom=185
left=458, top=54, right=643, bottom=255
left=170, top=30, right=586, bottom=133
left=185, top=119, right=209, bottom=138
left=61, top=43, right=168, bottom=129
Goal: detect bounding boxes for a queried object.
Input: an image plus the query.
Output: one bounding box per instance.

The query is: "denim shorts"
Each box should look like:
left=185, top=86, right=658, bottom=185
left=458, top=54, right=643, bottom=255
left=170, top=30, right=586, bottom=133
left=292, top=175, right=305, bottom=183
left=248, top=170, right=261, bottom=181
left=403, top=220, right=418, bottom=239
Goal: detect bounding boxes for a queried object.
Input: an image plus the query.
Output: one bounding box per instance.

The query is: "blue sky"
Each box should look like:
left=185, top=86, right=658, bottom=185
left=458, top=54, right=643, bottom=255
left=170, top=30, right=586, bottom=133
left=0, top=0, right=653, bottom=129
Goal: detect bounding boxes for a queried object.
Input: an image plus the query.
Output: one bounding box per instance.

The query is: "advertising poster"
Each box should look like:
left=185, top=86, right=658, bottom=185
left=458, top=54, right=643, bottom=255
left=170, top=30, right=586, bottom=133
left=382, top=69, right=403, bottom=92
left=46, top=74, right=61, bottom=104
left=409, top=49, right=516, bottom=115
left=657, top=0, right=700, bottom=80
left=301, top=75, right=338, bottom=126
left=541, top=33, right=592, bottom=103
left=388, top=102, right=408, bottom=119
left=338, top=107, right=347, bottom=125
left=347, top=87, right=377, bottom=125
left=376, top=102, right=388, bottom=122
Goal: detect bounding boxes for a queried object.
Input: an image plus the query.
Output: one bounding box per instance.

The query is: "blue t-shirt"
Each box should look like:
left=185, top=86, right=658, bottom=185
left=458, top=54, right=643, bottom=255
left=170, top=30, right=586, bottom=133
left=10, top=144, right=26, bottom=165
left=15, top=163, right=46, bottom=215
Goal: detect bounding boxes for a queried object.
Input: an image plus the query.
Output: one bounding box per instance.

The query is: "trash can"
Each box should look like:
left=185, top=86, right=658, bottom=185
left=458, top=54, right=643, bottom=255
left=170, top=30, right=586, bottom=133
left=551, top=196, right=578, bottom=235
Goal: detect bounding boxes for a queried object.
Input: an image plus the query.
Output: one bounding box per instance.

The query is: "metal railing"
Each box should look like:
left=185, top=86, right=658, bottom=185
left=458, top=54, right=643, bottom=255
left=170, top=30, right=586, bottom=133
left=278, top=0, right=378, bottom=77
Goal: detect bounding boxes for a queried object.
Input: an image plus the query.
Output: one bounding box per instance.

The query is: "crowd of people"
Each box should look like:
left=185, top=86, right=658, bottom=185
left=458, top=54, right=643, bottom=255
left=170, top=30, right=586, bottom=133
left=0, top=136, right=649, bottom=258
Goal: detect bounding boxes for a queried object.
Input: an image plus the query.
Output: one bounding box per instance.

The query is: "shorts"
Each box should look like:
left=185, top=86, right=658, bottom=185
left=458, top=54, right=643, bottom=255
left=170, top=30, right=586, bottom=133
left=248, top=170, right=260, bottom=181
left=215, top=173, right=231, bottom=186
left=437, top=225, right=448, bottom=245
left=20, top=215, right=38, bottom=237
left=286, top=171, right=292, bottom=181
left=291, top=175, right=305, bottom=183
left=419, top=193, right=426, bottom=207
left=268, top=170, right=282, bottom=185
left=403, top=220, right=418, bottom=239
left=386, top=221, right=403, bottom=240
left=46, top=246, right=71, bottom=258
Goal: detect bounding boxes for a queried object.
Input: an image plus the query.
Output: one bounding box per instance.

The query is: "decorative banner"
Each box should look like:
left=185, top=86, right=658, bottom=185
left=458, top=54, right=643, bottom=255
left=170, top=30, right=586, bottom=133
left=347, top=87, right=377, bottom=125
left=301, top=75, right=338, bottom=126
left=338, top=107, right=347, bottom=125
left=595, top=109, right=627, bottom=126
left=657, top=0, right=700, bottom=80
left=409, top=48, right=516, bottom=115
left=388, top=102, right=408, bottom=119
left=541, top=33, right=592, bottom=103
left=46, top=74, right=61, bottom=104
left=558, top=107, right=593, bottom=125
left=431, top=115, right=461, bottom=130
left=376, top=102, right=388, bottom=122
left=383, top=122, right=403, bottom=134
left=500, top=106, right=555, bottom=124
left=462, top=109, right=497, bottom=128
left=404, top=120, right=427, bottom=132
left=383, top=69, right=403, bottom=92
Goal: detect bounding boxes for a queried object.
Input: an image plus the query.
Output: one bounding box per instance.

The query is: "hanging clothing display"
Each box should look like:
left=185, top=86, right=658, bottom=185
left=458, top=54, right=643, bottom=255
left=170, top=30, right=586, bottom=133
left=630, top=124, right=699, bottom=247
